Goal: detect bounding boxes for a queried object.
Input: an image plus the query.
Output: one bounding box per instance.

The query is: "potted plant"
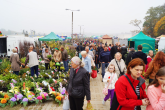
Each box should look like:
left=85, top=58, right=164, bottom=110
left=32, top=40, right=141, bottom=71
left=0, top=82, right=3, bottom=91
left=65, top=74, right=69, bottom=80
left=47, top=55, right=52, bottom=61
left=61, top=80, right=67, bottom=88
left=2, top=82, right=8, bottom=92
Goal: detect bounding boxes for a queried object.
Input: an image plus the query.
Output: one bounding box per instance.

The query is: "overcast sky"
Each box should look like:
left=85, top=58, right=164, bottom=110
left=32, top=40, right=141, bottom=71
left=0, top=0, right=165, bottom=36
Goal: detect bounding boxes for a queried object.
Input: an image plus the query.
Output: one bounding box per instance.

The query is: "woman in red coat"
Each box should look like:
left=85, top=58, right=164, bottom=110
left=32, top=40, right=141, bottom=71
left=115, top=58, right=149, bottom=110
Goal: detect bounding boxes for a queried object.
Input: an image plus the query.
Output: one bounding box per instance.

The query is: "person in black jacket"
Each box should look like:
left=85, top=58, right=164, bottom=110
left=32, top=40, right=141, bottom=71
left=95, top=51, right=100, bottom=72
left=81, top=44, right=85, bottom=51
left=110, top=43, right=118, bottom=59
left=66, top=56, right=91, bottom=110
left=126, top=48, right=135, bottom=66
left=76, top=43, right=82, bottom=57
left=121, top=44, right=127, bottom=61
left=132, top=45, right=147, bottom=64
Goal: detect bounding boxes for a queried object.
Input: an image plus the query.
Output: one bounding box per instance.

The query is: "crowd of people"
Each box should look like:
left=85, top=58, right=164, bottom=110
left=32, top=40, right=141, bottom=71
left=9, top=39, right=165, bottom=110
left=69, top=39, right=165, bottom=110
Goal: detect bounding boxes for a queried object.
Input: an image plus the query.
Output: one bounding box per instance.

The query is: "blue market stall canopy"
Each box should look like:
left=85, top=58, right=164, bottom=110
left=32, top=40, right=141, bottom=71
left=57, top=35, right=63, bottom=41
left=94, top=36, right=99, bottom=39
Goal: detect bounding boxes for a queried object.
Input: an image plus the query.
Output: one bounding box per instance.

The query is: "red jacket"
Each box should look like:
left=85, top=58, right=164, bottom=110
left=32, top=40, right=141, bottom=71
left=108, top=47, right=111, bottom=51
left=115, top=74, right=147, bottom=110
left=145, top=56, right=152, bottom=72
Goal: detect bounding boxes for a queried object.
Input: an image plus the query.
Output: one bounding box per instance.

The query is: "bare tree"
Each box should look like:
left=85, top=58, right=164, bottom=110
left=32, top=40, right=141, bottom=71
left=130, top=19, right=142, bottom=35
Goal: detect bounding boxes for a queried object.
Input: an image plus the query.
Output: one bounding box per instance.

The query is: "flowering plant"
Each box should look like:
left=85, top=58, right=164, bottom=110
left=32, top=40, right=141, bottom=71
left=50, top=91, right=63, bottom=106
left=9, top=97, right=17, bottom=107
left=37, top=92, right=49, bottom=102
left=21, top=98, right=28, bottom=107
left=0, top=93, right=10, bottom=107
left=0, top=98, right=8, bottom=108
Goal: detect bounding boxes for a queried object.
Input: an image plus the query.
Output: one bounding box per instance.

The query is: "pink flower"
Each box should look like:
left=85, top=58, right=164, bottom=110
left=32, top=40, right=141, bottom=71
left=37, top=96, right=43, bottom=100
left=43, top=93, right=48, bottom=97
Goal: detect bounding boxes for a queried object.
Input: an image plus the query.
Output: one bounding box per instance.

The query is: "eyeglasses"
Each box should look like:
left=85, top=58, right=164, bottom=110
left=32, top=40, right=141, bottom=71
left=109, top=68, right=114, bottom=70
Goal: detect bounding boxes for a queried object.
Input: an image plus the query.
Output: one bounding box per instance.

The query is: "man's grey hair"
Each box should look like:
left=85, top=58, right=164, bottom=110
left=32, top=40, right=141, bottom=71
left=85, top=46, right=89, bottom=50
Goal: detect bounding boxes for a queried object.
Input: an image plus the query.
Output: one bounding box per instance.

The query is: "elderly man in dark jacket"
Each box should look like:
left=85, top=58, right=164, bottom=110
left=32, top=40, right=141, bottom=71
left=121, top=44, right=127, bottom=61
left=110, top=42, right=118, bottom=59
left=126, top=48, right=135, bottom=66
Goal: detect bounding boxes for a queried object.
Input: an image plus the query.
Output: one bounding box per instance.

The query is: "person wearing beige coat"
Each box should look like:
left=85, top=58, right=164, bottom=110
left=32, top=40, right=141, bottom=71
left=10, top=48, right=22, bottom=75
left=43, top=48, right=51, bottom=70
left=53, top=48, right=62, bottom=71
left=108, top=52, right=127, bottom=77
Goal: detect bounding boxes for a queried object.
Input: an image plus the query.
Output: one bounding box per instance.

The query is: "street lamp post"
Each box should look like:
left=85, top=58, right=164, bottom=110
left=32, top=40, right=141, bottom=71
left=66, top=9, right=80, bottom=44
left=78, top=25, right=84, bottom=38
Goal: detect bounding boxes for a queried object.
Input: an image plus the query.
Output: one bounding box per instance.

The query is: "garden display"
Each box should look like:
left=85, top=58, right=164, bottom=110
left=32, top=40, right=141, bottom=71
left=0, top=58, right=70, bottom=108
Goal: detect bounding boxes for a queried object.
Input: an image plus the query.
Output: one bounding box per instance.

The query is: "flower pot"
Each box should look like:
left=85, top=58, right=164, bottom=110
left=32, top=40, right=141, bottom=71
left=54, top=87, right=58, bottom=91
left=2, top=87, right=8, bottom=92
left=54, top=77, right=58, bottom=79
left=48, top=58, right=51, bottom=61
left=43, top=88, right=48, bottom=92
left=66, top=77, right=69, bottom=80
left=30, top=87, right=34, bottom=91
left=44, top=77, right=49, bottom=79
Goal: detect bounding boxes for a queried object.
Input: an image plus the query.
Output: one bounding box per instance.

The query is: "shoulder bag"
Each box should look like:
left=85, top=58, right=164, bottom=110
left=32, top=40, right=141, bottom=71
left=115, top=59, right=124, bottom=76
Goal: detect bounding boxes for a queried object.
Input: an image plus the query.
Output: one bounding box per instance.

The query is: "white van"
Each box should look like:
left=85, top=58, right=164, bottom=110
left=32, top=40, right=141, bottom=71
left=158, top=37, right=165, bottom=51
left=0, top=35, right=35, bottom=57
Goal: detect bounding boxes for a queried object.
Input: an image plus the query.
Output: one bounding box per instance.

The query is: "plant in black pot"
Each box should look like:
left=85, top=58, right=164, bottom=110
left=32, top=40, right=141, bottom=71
left=54, top=83, right=59, bottom=91
left=61, top=74, right=66, bottom=79
left=2, top=82, right=8, bottom=92
left=47, top=55, right=52, bottom=61
left=0, top=82, right=3, bottom=91
left=61, top=80, right=67, bottom=88
left=65, top=74, right=69, bottom=80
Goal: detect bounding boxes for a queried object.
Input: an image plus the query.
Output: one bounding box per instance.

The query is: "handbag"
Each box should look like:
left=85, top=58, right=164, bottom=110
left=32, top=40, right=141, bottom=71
left=91, top=70, right=97, bottom=78
left=102, top=73, right=115, bottom=95
left=115, top=59, right=124, bottom=76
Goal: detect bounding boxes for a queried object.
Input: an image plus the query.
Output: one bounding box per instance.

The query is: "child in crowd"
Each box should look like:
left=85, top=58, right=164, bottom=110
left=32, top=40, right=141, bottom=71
left=146, top=66, right=165, bottom=110
left=102, top=64, right=118, bottom=107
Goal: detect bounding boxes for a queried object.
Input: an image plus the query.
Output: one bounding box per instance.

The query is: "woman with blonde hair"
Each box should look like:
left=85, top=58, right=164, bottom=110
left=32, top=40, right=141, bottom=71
left=144, top=51, right=165, bottom=83
left=109, top=52, right=127, bottom=77
left=10, top=48, right=23, bottom=75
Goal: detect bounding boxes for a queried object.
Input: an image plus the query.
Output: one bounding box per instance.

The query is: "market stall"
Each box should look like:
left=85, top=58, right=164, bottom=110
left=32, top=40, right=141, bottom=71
left=128, top=31, right=155, bottom=53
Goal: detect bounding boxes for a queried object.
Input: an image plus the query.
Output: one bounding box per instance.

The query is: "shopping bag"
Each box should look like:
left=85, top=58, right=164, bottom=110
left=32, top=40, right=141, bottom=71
left=91, top=70, right=97, bottom=78
left=63, top=95, right=70, bottom=110
left=86, top=102, right=94, bottom=110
